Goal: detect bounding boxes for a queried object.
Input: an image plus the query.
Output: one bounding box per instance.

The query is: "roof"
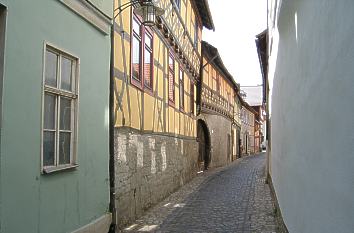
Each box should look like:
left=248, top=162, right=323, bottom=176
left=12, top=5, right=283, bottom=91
left=192, top=0, right=215, bottom=30
left=241, top=86, right=263, bottom=106
left=241, top=99, right=257, bottom=115
left=255, top=29, right=268, bottom=103
left=202, top=41, right=239, bottom=90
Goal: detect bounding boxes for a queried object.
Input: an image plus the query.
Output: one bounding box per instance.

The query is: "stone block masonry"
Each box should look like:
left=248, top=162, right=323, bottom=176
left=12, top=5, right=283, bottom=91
left=114, top=128, right=199, bottom=229
left=199, top=113, right=233, bottom=168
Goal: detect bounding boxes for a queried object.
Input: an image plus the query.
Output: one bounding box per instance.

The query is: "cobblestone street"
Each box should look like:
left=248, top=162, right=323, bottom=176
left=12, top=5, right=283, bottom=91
left=121, top=153, right=279, bottom=233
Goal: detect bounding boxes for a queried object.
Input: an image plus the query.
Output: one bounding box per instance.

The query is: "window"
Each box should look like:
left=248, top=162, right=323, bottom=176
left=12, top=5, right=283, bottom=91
left=179, top=69, right=184, bottom=111
left=144, top=31, right=153, bottom=89
left=132, top=17, right=141, bottom=83
left=190, top=81, right=194, bottom=115
left=131, top=15, right=153, bottom=91
left=42, top=45, right=78, bottom=173
left=168, top=54, right=175, bottom=103
left=216, top=74, right=220, bottom=93
left=212, top=74, right=218, bottom=92
left=194, top=17, right=199, bottom=48
left=174, top=0, right=181, bottom=10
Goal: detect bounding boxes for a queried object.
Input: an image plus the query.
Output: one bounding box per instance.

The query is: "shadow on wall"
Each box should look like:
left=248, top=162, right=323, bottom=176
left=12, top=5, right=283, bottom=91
left=269, top=1, right=305, bottom=231
left=197, top=119, right=211, bottom=170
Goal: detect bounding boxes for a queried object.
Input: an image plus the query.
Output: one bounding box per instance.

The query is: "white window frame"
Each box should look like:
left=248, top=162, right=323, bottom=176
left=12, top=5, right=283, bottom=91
left=174, top=0, right=181, bottom=10
left=41, top=42, right=80, bottom=174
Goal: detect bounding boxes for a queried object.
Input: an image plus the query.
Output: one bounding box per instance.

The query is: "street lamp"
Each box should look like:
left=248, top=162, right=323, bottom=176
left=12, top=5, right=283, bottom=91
left=134, top=1, right=164, bottom=26
left=114, top=0, right=165, bottom=26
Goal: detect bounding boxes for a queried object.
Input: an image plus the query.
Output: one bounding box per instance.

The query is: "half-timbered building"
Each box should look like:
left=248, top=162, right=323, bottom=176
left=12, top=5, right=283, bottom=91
left=241, top=101, right=257, bottom=155
left=197, top=41, right=241, bottom=170
left=112, top=0, right=214, bottom=228
left=241, top=85, right=265, bottom=153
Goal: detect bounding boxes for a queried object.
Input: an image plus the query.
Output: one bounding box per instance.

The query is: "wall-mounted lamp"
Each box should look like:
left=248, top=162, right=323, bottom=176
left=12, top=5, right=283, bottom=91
left=134, top=1, right=164, bottom=26
left=114, top=0, right=164, bottom=26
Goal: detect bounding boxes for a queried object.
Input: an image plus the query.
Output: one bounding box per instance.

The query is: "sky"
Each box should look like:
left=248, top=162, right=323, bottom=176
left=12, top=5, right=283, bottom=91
left=203, top=0, right=267, bottom=86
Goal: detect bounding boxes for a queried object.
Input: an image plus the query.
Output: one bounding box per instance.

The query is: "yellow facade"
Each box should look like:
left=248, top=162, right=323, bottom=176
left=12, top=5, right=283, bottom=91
left=113, top=0, right=203, bottom=138
left=201, top=57, right=236, bottom=118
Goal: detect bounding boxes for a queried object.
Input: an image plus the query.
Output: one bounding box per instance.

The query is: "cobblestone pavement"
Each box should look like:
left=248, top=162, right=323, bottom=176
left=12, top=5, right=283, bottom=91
left=121, top=153, right=278, bottom=233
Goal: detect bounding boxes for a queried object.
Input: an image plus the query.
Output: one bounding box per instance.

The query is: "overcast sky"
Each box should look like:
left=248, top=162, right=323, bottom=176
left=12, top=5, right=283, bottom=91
left=203, top=0, right=267, bottom=86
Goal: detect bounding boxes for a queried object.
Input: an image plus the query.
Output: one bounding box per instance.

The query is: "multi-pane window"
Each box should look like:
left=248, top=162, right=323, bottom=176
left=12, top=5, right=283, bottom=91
left=227, top=92, right=231, bottom=111
left=144, top=31, right=153, bottom=89
left=179, top=69, right=184, bottom=110
left=132, top=17, right=141, bottom=82
left=194, top=17, right=199, bottom=48
left=212, top=75, right=217, bottom=91
left=168, top=54, right=175, bottom=103
left=42, top=45, right=78, bottom=171
left=174, top=0, right=181, bottom=10
left=131, top=15, right=153, bottom=90
left=190, top=81, right=194, bottom=115
left=216, top=74, right=220, bottom=93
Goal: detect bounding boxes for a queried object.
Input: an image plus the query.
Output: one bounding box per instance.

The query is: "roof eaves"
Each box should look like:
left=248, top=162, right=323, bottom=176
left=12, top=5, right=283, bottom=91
left=202, top=41, right=238, bottom=90
left=193, top=0, right=215, bottom=31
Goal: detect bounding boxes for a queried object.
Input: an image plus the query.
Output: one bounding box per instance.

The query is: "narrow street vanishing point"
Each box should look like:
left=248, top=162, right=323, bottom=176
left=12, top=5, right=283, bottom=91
left=122, top=153, right=280, bottom=233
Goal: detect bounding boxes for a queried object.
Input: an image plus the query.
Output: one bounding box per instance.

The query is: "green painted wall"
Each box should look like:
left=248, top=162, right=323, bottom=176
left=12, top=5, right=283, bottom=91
left=0, top=0, right=111, bottom=232
left=88, top=0, right=113, bottom=17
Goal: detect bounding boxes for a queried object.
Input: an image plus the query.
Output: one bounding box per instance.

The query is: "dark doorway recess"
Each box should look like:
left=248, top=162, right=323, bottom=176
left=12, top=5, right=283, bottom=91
left=197, top=119, right=210, bottom=171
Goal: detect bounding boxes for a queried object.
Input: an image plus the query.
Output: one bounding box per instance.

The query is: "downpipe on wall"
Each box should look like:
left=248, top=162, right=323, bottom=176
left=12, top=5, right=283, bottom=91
left=109, top=22, right=117, bottom=233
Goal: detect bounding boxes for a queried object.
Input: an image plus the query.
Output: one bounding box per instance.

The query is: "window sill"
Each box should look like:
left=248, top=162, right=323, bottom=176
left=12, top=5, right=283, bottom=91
left=42, top=164, right=78, bottom=174
left=168, top=99, right=175, bottom=107
left=144, top=86, right=154, bottom=96
left=131, top=77, right=143, bottom=91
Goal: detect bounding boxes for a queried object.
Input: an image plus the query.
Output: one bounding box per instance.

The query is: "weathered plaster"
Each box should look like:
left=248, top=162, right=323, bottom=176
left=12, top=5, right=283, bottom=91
left=114, top=128, right=199, bottom=229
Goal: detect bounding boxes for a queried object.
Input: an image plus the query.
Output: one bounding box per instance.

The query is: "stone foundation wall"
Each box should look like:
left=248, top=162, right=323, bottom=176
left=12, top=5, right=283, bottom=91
left=114, top=128, right=199, bottom=229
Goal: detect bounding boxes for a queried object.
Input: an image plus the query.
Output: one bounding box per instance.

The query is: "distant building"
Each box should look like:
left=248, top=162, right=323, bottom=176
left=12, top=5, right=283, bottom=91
left=241, top=86, right=265, bottom=153
left=252, top=105, right=264, bottom=153
left=240, top=102, right=256, bottom=155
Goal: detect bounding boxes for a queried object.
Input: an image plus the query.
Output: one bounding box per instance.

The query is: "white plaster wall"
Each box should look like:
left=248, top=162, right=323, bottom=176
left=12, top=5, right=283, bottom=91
left=268, top=1, right=354, bottom=233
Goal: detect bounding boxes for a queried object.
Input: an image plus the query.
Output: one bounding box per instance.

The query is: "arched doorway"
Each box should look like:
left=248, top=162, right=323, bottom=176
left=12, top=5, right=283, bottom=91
left=197, top=120, right=210, bottom=171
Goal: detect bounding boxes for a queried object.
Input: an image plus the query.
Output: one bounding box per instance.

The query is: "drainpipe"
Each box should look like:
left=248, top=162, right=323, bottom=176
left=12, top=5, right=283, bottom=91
left=109, top=19, right=117, bottom=233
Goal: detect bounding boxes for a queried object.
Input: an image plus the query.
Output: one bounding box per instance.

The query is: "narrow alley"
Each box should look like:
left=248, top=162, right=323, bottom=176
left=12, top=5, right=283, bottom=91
left=3, top=1, right=353, bottom=232
left=122, top=153, right=280, bottom=233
